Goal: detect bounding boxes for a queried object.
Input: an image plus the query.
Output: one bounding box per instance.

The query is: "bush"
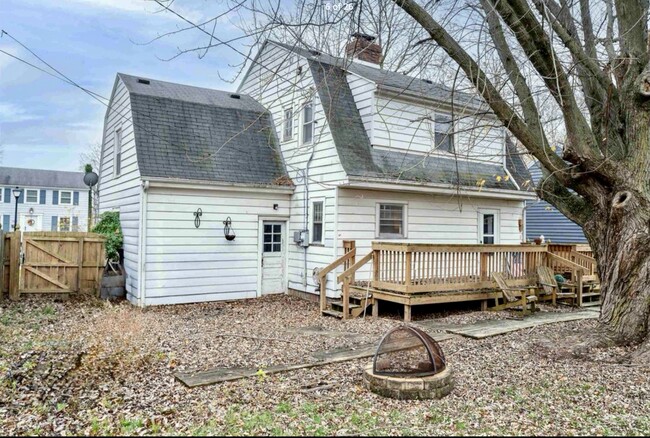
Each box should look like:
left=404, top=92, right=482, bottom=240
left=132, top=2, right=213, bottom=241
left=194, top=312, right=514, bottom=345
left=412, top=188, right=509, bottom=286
left=93, top=211, right=123, bottom=262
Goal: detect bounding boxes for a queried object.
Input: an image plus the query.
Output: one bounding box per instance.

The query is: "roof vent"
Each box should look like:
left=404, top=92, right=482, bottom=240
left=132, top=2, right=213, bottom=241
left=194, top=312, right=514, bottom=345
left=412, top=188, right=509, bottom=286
left=137, top=78, right=151, bottom=85
left=230, top=94, right=241, bottom=99
left=309, top=49, right=321, bottom=56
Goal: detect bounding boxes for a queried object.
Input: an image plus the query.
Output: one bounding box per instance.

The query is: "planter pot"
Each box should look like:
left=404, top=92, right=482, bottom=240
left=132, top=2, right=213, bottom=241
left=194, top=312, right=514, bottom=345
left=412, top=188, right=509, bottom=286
left=100, top=264, right=126, bottom=299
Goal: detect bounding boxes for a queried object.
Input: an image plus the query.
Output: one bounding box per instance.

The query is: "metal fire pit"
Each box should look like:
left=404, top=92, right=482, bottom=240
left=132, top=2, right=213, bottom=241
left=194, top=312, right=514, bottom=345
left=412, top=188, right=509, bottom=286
left=363, top=324, right=454, bottom=400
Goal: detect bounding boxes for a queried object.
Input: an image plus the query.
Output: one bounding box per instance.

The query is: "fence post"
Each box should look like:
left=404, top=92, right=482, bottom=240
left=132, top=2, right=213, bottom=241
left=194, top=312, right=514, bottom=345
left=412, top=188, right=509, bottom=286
left=0, top=230, right=4, bottom=300
left=77, top=237, right=84, bottom=293
left=9, top=232, right=20, bottom=300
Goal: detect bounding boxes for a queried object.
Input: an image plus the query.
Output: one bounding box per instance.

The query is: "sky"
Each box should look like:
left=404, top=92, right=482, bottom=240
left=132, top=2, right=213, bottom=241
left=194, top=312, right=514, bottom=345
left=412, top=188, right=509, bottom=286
left=0, top=0, right=250, bottom=171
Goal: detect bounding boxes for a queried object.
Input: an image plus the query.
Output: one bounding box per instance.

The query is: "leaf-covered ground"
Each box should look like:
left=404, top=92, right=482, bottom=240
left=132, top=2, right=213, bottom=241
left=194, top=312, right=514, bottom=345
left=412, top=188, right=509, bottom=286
left=1, top=295, right=648, bottom=436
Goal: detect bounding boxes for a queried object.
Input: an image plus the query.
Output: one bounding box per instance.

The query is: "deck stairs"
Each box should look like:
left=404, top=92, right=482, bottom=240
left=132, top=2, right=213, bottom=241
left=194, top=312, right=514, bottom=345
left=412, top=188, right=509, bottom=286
left=322, top=288, right=375, bottom=319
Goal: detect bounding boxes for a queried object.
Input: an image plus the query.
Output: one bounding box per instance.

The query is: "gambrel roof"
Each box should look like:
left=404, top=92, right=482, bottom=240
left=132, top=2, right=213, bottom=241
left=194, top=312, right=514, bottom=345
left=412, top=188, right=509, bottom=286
left=117, top=73, right=290, bottom=186
left=306, top=58, right=530, bottom=191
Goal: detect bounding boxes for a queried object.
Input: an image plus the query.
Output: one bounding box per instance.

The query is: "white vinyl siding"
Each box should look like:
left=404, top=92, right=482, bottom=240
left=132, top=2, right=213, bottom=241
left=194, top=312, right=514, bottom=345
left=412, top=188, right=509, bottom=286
left=337, top=188, right=524, bottom=283
left=238, top=41, right=348, bottom=297
left=373, top=94, right=504, bottom=163
left=142, top=186, right=291, bottom=306
left=98, top=76, right=142, bottom=303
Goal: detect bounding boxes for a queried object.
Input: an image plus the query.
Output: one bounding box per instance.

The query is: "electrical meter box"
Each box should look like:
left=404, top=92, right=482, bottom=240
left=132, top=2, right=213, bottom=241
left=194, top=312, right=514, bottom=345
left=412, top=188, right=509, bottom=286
left=293, top=230, right=309, bottom=247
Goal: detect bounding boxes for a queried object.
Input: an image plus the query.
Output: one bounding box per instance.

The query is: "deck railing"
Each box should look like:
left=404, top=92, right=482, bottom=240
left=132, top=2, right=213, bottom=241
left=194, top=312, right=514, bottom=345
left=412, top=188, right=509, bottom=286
left=319, top=241, right=598, bottom=317
left=371, top=243, right=548, bottom=293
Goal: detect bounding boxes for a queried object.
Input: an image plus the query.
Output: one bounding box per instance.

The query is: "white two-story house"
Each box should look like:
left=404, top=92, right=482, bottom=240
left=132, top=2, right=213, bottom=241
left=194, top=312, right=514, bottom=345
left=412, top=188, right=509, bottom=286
left=0, top=167, right=89, bottom=232
left=98, top=34, right=533, bottom=307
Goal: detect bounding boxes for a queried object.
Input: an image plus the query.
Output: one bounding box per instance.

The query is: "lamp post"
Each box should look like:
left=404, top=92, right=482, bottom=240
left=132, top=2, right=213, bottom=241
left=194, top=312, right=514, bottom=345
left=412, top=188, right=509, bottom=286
left=83, top=165, right=99, bottom=231
left=12, top=187, right=21, bottom=231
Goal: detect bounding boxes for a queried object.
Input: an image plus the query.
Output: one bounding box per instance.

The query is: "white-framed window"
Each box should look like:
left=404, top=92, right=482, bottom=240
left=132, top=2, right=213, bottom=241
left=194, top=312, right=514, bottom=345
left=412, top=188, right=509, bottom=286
left=114, top=127, right=123, bottom=177
left=58, top=216, right=71, bottom=232
left=283, top=108, right=293, bottom=141
left=312, top=200, right=324, bottom=244
left=25, top=189, right=39, bottom=204
left=435, top=114, right=454, bottom=153
left=376, top=203, right=407, bottom=238
left=478, top=209, right=500, bottom=244
left=59, top=191, right=72, bottom=205
left=302, top=102, right=314, bottom=144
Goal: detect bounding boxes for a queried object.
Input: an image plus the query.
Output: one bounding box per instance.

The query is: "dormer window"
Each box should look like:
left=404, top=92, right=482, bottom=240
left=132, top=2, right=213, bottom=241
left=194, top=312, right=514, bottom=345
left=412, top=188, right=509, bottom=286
left=302, top=102, right=314, bottom=144
left=435, top=114, right=454, bottom=153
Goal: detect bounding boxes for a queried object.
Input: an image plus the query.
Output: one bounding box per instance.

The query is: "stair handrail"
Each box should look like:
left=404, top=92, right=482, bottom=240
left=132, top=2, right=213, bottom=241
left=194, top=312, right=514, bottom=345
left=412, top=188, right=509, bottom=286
left=336, top=251, right=373, bottom=320
left=318, top=248, right=356, bottom=312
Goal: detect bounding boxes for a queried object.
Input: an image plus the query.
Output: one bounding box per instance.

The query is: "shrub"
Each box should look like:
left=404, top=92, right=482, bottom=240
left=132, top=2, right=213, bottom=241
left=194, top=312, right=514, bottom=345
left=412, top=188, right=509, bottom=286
left=93, top=211, right=123, bottom=262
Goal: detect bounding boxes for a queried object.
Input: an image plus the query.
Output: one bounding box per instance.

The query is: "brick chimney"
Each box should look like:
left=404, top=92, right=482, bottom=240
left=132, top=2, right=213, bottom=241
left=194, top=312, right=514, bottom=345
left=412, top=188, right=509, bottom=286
left=345, top=33, right=383, bottom=65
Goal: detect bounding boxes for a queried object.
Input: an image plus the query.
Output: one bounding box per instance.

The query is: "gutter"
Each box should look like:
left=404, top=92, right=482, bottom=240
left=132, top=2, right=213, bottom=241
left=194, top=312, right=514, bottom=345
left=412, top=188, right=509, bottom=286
left=142, top=177, right=294, bottom=194
left=344, top=177, right=537, bottom=200
left=137, top=180, right=149, bottom=307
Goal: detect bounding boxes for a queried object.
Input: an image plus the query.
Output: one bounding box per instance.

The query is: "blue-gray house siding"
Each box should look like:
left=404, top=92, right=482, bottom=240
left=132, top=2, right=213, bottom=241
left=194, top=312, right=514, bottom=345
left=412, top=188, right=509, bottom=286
left=525, top=163, right=587, bottom=244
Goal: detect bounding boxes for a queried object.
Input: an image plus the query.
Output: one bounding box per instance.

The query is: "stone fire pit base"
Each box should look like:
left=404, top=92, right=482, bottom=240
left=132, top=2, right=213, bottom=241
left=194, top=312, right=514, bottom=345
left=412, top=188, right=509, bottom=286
left=362, top=363, right=454, bottom=400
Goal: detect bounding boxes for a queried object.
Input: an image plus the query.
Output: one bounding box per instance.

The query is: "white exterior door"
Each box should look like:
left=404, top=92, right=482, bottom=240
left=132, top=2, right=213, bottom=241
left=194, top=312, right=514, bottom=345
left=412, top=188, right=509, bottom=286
left=20, top=214, right=43, bottom=232
left=478, top=210, right=499, bottom=244
left=261, top=221, right=286, bottom=294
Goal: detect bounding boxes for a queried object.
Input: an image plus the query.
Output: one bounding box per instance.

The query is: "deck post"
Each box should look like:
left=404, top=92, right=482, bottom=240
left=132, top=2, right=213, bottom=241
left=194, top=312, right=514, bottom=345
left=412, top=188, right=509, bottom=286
left=9, top=232, right=20, bottom=300
left=481, top=300, right=488, bottom=311
left=342, top=277, right=350, bottom=320
left=403, top=304, right=411, bottom=322
left=372, top=299, right=379, bottom=318
left=319, top=272, right=327, bottom=312
left=480, top=252, right=488, bottom=281
left=576, top=270, right=583, bottom=306
left=372, top=249, right=379, bottom=287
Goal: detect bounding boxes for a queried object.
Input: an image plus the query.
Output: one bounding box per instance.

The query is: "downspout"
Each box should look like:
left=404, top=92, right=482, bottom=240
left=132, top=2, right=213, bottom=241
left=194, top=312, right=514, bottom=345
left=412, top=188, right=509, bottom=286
left=137, top=180, right=149, bottom=307
left=303, top=150, right=315, bottom=288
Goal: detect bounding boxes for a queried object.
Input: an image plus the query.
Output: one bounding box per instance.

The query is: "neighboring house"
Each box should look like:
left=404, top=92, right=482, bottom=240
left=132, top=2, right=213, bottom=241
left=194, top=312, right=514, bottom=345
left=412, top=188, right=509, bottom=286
left=0, top=167, right=88, bottom=232
left=98, top=74, right=293, bottom=305
left=99, top=34, right=533, bottom=307
left=525, top=162, right=587, bottom=243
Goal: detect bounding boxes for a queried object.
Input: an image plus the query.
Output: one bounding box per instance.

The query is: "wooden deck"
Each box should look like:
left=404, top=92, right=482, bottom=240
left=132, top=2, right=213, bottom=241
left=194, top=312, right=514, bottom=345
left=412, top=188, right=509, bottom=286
left=319, top=242, right=599, bottom=320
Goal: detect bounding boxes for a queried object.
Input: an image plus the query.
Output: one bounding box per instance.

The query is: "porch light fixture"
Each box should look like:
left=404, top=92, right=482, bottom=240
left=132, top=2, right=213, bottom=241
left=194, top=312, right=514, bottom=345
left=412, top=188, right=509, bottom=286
left=12, top=187, right=21, bottom=231
left=194, top=208, right=202, bottom=228
left=223, top=216, right=236, bottom=241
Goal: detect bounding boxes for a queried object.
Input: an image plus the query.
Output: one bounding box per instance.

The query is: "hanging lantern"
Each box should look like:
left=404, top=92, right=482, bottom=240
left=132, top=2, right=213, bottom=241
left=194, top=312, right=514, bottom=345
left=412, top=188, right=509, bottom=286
left=223, top=216, right=236, bottom=241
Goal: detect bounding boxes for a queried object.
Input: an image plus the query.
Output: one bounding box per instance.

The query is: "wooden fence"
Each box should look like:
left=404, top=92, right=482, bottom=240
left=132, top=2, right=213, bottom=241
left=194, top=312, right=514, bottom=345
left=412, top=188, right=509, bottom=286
left=1, top=231, right=106, bottom=300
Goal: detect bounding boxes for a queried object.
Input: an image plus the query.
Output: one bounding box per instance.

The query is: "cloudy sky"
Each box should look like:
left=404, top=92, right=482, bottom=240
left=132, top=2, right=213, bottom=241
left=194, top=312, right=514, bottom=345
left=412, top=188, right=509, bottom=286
left=0, top=0, right=249, bottom=171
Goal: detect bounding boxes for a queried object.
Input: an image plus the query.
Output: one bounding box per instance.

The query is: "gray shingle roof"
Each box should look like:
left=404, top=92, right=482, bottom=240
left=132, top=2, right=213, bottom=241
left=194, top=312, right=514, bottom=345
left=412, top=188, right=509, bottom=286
left=117, top=73, right=290, bottom=186
left=271, top=41, right=484, bottom=109
left=309, top=60, right=524, bottom=191
left=505, top=137, right=533, bottom=190
left=0, top=167, right=86, bottom=189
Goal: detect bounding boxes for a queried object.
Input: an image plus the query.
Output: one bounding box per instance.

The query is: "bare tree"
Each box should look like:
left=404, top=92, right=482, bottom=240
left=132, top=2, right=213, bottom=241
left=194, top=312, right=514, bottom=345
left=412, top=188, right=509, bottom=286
left=151, top=0, right=650, bottom=359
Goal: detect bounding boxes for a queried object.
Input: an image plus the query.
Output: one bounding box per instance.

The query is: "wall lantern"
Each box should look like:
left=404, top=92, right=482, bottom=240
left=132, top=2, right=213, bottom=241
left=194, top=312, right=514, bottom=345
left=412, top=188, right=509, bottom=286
left=29, top=207, right=34, bottom=214
left=194, top=208, right=202, bottom=228
left=223, top=216, right=236, bottom=241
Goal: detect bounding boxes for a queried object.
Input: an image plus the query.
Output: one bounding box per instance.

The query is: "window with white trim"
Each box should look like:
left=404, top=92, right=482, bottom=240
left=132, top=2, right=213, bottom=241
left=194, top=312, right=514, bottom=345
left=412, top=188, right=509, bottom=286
left=25, top=189, right=38, bottom=204
left=302, top=102, right=314, bottom=144
left=58, top=217, right=71, bottom=232
left=60, top=191, right=72, bottom=205
left=283, top=108, right=293, bottom=141
left=312, top=201, right=323, bottom=244
left=377, top=204, right=406, bottom=238
left=114, top=128, right=123, bottom=177
left=434, top=114, right=454, bottom=153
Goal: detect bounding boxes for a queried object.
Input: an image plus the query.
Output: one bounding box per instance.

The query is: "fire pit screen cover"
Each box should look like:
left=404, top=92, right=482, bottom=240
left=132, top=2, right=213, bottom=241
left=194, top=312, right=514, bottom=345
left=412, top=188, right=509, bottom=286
left=373, top=324, right=446, bottom=377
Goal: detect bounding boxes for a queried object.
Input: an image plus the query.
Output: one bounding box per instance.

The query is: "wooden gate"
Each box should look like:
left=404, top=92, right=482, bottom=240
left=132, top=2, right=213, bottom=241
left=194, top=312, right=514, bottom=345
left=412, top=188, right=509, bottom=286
left=1, top=231, right=106, bottom=299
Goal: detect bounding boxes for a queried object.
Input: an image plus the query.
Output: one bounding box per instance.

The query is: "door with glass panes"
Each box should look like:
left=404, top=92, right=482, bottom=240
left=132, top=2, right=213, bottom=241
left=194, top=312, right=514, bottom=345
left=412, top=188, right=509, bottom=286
left=261, top=221, right=286, bottom=294
left=478, top=210, right=499, bottom=244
